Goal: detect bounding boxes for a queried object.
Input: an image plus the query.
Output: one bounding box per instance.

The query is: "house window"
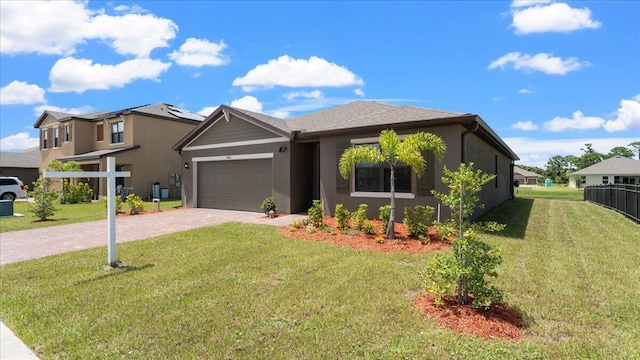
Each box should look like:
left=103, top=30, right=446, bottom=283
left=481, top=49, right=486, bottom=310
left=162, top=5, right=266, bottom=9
left=602, top=176, right=609, bottom=184
left=64, top=124, right=71, bottom=142
left=53, top=127, right=60, bottom=148
left=111, top=121, right=124, bottom=144
left=97, top=124, right=104, bottom=142
left=353, top=144, right=412, bottom=194
left=42, top=130, right=49, bottom=149
left=614, top=176, right=621, bottom=184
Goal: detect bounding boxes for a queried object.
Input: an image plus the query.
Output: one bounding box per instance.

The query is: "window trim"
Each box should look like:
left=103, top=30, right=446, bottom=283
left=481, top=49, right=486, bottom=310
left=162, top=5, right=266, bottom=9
left=64, top=124, right=71, bottom=143
left=53, top=127, right=60, bottom=148
left=42, top=130, right=49, bottom=149
left=110, top=121, right=124, bottom=144
left=348, top=136, right=416, bottom=199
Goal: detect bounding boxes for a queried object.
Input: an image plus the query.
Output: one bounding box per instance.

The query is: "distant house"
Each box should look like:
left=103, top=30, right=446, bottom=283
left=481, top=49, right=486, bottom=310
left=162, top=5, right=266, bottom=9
left=34, top=104, right=204, bottom=199
left=513, top=166, right=541, bottom=186
left=0, top=147, right=40, bottom=188
left=174, top=100, right=519, bottom=220
left=569, top=156, right=640, bottom=188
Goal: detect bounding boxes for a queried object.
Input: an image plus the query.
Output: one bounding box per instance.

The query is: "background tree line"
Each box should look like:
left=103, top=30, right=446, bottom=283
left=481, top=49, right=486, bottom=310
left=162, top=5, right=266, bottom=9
left=518, top=141, right=640, bottom=185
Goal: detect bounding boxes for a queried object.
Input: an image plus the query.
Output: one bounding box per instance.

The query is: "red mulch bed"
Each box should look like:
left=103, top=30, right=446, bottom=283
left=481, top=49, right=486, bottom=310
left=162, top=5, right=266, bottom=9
left=279, top=217, right=451, bottom=254
left=414, top=294, right=523, bottom=341
left=281, top=216, right=523, bottom=341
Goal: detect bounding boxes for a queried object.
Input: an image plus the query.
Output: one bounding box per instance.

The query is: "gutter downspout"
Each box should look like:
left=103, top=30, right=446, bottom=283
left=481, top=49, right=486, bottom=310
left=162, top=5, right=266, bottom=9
left=461, top=121, right=479, bottom=164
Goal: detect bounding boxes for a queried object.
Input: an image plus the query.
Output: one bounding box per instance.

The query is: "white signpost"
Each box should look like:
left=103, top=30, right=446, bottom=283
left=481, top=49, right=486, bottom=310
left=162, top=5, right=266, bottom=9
left=44, top=157, right=130, bottom=266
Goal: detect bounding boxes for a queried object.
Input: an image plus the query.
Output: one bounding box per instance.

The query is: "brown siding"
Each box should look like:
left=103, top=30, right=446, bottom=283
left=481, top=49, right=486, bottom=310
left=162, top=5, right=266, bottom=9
left=188, top=114, right=281, bottom=147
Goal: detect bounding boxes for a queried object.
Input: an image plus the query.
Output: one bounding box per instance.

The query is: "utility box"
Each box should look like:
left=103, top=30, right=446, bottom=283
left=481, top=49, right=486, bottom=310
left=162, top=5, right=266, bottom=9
left=545, top=179, right=552, bottom=187
left=0, top=200, right=14, bottom=217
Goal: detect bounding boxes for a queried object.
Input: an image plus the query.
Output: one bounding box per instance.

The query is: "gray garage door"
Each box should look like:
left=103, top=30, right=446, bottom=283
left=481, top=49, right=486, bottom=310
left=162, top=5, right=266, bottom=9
left=197, top=159, right=272, bottom=212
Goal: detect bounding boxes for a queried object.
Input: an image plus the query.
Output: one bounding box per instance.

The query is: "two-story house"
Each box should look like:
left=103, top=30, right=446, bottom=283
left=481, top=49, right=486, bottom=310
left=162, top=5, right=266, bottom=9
left=34, top=103, right=204, bottom=199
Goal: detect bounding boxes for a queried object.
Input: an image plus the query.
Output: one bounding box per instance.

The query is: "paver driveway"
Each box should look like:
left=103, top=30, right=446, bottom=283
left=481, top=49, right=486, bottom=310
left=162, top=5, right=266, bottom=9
left=0, top=208, right=306, bottom=265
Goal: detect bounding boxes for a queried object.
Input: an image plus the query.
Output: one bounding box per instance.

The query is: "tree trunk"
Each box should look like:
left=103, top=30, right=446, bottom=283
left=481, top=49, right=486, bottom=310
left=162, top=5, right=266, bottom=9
left=386, top=165, right=395, bottom=239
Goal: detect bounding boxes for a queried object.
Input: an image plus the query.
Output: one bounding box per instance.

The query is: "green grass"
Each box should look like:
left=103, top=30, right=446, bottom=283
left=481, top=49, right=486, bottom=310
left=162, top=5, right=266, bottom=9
left=515, top=185, right=584, bottom=201
left=1, top=199, right=639, bottom=359
left=0, top=199, right=182, bottom=233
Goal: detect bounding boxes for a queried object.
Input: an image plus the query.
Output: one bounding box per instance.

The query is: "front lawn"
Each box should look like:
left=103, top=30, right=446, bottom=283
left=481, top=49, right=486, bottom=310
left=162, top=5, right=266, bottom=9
left=0, top=199, right=182, bottom=233
left=1, top=198, right=638, bottom=359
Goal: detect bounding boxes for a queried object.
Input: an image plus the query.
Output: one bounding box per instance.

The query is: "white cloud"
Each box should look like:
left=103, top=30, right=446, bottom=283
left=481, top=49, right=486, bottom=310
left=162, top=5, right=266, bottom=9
left=0, top=81, right=46, bottom=105
left=0, top=132, right=39, bottom=151
left=230, top=96, right=263, bottom=113
left=49, top=57, right=171, bottom=93
left=0, top=1, right=177, bottom=57
left=232, top=55, right=364, bottom=91
left=169, top=38, right=230, bottom=67
left=488, top=52, right=588, bottom=75
left=113, top=4, right=148, bottom=14
left=511, top=120, right=539, bottom=131
left=543, top=111, right=605, bottom=132
left=198, top=106, right=217, bottom=117
left=511, top=2, right=601, bottom=34
left=511, top=0, right=551, bottom=8
left=603, top=95, right=640, bottom=132
left=354, top=89, right=365, bottom=97
left=506, top=136, right=639, bottom=168
left=33, top=104, right=94, bottom=117
left=86, top=13, right=177, bottom=58
left=543, top=95, right=640, bottom=133
left=493, top=96, right=506, bottom=101
left=518, top=88, right=535, bottom=94
left=283, top=90, right=324, bottom=101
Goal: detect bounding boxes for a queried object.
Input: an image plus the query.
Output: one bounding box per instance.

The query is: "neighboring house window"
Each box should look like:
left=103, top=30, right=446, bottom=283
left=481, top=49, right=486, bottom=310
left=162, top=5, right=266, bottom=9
left=602, top=176, right=609, bottom=184
left=42, top=130, right=48, bottom=149
left=64, top=124, right=71, bottom=142
left=116, top=165, right=125, bottom=188
left=614, top=176, right=621, bottom=184
left=97, top=124, right=104, bottom=142
left=353, top=144, right=412, bottom=193
left=53, top=127, right=60, bottom=148
left=111, top=121, right=124, bottom=144
left=631, top=178, right=637, bottom=185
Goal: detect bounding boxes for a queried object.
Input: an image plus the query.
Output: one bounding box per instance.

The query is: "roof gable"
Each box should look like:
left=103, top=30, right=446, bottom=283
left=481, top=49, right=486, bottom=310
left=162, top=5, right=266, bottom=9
left=571, top=156, right=640, bottom=176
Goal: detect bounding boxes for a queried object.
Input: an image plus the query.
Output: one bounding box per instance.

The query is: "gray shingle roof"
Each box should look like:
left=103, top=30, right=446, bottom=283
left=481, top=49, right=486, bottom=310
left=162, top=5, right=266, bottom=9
left=571, top=156, right=640, bottom=176
left=0, top=147, right=40, bottom=168
left=514, top=166, right=542, bottom=177
left=286, top=100, right=467, bottom=134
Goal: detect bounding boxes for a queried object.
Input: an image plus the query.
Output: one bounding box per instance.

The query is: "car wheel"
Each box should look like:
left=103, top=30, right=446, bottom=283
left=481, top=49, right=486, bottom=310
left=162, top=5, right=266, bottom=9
left=1, top=193, right=16, bottom=201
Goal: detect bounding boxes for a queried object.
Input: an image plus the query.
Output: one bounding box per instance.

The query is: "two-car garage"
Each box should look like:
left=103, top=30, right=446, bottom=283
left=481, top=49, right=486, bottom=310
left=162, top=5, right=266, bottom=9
left=194, top=154, right=273, bottom=212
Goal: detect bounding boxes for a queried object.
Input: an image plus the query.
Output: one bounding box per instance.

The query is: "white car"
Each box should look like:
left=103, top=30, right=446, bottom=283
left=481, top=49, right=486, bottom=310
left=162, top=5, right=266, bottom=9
left=0, top=176, right=28, bottom=201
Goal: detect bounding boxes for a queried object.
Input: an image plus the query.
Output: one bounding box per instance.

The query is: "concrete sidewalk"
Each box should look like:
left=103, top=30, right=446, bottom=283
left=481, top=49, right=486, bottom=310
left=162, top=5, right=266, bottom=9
left=0, top=208, right=306, bottom=359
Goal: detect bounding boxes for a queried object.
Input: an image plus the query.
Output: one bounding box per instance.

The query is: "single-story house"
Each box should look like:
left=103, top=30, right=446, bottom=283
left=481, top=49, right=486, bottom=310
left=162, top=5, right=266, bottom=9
left=0, top=147, right=40, bottom=188
left=569, top=156, right=640, bottom=188
left=34, top=103, right=204, bottom=199
left=174, top=100, right=519, bottom=221
left=513, top=166, right=541, bottom=186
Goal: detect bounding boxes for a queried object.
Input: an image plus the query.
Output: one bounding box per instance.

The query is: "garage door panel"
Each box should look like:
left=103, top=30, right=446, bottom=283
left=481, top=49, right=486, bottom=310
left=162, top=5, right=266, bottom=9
left=197, top=159, right=272, bottom=212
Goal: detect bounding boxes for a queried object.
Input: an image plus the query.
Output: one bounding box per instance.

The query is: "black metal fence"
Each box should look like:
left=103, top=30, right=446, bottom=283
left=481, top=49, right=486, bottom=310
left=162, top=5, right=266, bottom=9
left=584, top=184, right=639, bottom=224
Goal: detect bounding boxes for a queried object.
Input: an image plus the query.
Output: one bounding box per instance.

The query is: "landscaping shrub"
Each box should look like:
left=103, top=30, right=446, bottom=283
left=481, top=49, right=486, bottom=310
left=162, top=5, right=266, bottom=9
left=126, top=194, right=145, bottom=215
left=432, top=220, right=456, bottom=241
left=260, top=196, right=277, bottom=215
left=103, top=196, right=124, bottom=214
left=334, top=204, right=350, bottom=230
left=63, top=181, right=94, bottom=204
left=403, top=205, right=434, bottom=238
left=362, top=221, right=375, bottom=235
left=379, top=205, right=391, bottom=232
left=352, top=204, right=368, bottom=230
left=308, top=200, right=324, bottom=228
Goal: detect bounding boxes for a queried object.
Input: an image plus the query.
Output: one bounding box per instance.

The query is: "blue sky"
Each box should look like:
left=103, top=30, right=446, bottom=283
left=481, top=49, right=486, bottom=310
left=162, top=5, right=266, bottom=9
left=1, top=0, right=638, bottom=167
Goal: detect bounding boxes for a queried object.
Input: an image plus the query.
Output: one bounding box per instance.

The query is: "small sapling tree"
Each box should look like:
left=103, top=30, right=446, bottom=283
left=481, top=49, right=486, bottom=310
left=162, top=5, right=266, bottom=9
left=424, top=162, right=505, bottom=308
left=28, top=176, right=59, bottom=221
